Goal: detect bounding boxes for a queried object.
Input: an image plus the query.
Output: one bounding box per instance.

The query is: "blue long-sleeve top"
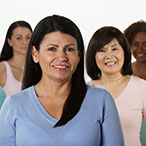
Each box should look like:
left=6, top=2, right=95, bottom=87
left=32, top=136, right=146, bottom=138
left=0, top=85, right=124, bottom=146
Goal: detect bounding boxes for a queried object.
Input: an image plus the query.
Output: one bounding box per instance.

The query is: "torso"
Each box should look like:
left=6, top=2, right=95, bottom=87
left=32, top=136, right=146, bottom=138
left=0, top=61, right=24, bottom=87
left=132, top=62, right=146, bottom=80
left=88, top=75, right=130, bottom=99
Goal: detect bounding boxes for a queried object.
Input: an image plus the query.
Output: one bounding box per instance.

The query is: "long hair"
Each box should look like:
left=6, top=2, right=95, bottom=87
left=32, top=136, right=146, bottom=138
left=0, top=21, right=32, bottom=61
left=23, top=15, right=87, bottom=127
left=86, top=26, right=132, bottom=80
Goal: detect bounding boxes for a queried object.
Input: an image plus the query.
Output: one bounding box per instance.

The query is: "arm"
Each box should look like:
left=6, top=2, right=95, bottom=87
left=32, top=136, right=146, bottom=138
left=0, top=97, right=16, bottom=146
left=101, top=91, right=124, bottom=146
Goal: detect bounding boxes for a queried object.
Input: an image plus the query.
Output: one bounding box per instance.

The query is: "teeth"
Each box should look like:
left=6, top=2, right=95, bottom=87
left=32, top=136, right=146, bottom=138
left=55, top=65, right=68, bottom=68
left=105, top=62, right=115, bottom=65
left=137, top=54, right=144, bottom=57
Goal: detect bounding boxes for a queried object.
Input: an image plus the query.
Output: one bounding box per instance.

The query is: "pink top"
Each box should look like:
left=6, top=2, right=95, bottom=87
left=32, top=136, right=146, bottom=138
left=115, top=76, right=146, bottom=146
left=2, top=61, right=22, bottom=97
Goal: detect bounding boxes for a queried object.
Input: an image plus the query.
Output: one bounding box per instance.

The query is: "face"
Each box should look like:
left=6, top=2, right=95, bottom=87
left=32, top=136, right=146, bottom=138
left=131, top=32, right=146, bottom=63
left=8, top=26, right=32, bottom=55
left=32, top=31, right=80, bottom=82
left=95, top=39, right=124, bottom=76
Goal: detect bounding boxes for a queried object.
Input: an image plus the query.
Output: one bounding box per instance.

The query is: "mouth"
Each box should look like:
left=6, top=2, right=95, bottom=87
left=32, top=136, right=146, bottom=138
left=53, top=65, right=70, bottom=71
left=137, top=53, right=145, bottom=57
left=104, top=61, right=116, bottom=66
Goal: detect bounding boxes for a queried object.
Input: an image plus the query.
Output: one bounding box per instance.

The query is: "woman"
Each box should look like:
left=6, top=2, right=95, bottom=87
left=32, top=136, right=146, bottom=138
left=0, top=20, right=32, bottom=96
left=86, top=26, right=146, bottom=146
left=0, top=15, right=124, bottom=146
left=124, top=20, right=146, bottom=146
left=124, top=20, right=146, bottom=79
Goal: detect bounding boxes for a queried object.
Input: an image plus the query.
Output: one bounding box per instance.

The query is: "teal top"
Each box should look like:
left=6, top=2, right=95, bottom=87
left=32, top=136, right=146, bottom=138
left=0, top=86, right=6, bottom=109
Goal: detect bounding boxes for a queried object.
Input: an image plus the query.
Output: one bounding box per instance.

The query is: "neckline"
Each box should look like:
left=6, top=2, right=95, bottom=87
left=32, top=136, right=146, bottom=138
left=115, top=75, right=132, bottom=100
left=88, top=75, right=132, bottom=100
left=31, top=86, right=59, bottom=124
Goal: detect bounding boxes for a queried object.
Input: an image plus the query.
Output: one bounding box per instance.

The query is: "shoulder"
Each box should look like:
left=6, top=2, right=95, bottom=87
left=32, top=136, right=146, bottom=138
left=85, top=84, right=114, bottom=105
left=130, top=75, right=146, bottom=85
left=3, top=86, right=33, bottom=108
left=0, top=62, right=6, bottom=73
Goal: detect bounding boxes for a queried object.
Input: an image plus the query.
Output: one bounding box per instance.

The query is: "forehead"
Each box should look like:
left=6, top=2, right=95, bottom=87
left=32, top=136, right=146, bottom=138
left=41, top=31, right=77, bottom=44
left=133, top=32, right=146, bottom=41
left=104, top=39, right=120, bottom=48
left=12, top=26, right=31, bottom=35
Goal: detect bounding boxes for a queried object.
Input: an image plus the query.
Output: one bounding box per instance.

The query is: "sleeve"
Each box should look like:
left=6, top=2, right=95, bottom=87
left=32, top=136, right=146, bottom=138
left=0, top=97, right=16, bottom=146
left=101, top=91, right=125, bottom=146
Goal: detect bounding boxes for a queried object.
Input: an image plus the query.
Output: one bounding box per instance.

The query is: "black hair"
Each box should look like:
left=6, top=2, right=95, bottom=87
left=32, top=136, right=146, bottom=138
left=0, top=21, right=32, bottom=61
left=86, top=26, right=132, bottom=80
left=23, top=15, right=87, bottom=127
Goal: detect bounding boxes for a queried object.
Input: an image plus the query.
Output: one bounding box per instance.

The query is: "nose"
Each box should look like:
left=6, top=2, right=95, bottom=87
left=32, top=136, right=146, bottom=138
left=22, top=38, right=29, bottom=45
left=105, top=49, right=113, bottom=59
left=56, top=50, right=68, bottom=62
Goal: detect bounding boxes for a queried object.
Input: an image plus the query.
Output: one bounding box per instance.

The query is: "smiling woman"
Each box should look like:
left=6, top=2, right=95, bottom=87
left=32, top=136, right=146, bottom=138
left=0, top=15, right=124, bottom=146
left=86, top=26, right=146, bottom=146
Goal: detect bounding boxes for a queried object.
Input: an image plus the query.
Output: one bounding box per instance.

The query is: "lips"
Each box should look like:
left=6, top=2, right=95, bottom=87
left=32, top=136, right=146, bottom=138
left=53, top=65, right=70, bottom=71
left=105, top=61, right=116, bottom=66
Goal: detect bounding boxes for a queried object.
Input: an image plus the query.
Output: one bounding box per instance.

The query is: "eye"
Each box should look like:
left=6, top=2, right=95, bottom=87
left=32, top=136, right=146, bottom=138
left=142, top=41, right=146, bottom=47
left=48, top=47, right=56, bottom=51
left=132, top=42, right=139, bottom=47
left=98, top=48, right=105, bottom=52
left=66, top=47, right=75, bottom=52
left=26, top=36, right=31, bottom=40
left=112, top=48, right=118, bottom=51
left=16, top=37, right=22, bottom=40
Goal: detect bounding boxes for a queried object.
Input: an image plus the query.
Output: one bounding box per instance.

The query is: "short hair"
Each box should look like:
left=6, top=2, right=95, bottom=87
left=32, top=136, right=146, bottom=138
left=23, top=15, right=87, bottom=127
left=124, top=20, right=146, bottom=45
left=86, top=26, right=132, bottom=80
left=0, top=21, right=32, bottom=61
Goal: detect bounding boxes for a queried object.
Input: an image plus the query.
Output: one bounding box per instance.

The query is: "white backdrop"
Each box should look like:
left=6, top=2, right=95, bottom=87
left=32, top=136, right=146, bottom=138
left=0, top=0, right=146, bottom=81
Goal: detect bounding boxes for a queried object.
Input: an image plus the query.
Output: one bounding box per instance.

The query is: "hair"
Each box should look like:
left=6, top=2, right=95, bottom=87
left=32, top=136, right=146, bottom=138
left=124, top=20, right=146, bottom=45
left=0, top=21, right=32, bottom=61
left=23, top=15, right=87, bottom=127
left=86, top=26, right=132, bottom=80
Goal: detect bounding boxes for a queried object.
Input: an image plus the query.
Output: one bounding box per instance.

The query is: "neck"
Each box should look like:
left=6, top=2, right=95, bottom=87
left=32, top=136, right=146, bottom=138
left=8, top=54, right=26, bottom=69
left=133, top=61, right=146, bottom=67
left=100, top=72, right=124, bottom=83
left=35, top=78, right=71, bottom=99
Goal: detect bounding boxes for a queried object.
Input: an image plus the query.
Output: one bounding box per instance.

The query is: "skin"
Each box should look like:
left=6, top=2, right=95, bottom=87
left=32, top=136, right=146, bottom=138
left=89, top=39, right=130, bottom=99
left=131, top=32, right=146, bottom=79
left=32, top=31, right=80, bottom=119
left=0, top=26, right=32, bottom=87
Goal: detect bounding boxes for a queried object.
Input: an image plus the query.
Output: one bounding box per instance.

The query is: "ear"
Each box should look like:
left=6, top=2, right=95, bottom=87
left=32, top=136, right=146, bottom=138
left=77, top=52, right=81, bottom=64
left=7, top=38, right=12, bottom=47
left=32, top=46, right=39, bottom=63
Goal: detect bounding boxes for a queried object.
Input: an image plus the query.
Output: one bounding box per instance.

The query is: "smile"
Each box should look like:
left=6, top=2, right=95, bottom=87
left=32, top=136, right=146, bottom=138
left=105, top=62, right=116, bottom=66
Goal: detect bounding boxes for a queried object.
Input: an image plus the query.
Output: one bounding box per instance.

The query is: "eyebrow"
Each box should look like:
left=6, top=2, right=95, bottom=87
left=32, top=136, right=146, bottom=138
left=111, top=43, right=119, bottom=47
left=47, top=43, right=76, bottom=47
left=15, top=34, right=31, bottom=37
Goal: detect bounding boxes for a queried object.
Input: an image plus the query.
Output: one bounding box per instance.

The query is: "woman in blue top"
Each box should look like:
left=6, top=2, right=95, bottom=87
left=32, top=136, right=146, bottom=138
left=0, top=86, right=6, bottom=108
left=0, top=15, right=124, bottom=146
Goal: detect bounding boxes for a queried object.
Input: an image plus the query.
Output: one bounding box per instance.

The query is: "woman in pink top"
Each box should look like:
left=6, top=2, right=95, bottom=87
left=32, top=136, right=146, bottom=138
left=0, top=21, right=32, bottom=96
left=124, top=20, right=146, bottom=146
left=86, top=26, right=146, bottom=146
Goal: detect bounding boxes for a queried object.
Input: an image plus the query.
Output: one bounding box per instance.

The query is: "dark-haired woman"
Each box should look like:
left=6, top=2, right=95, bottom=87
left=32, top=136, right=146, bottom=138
left=86, top=26, right=146, bottom=146
left=0, top=15, right=124, bottom=146
left=0, top=20, right=32, bottom=96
